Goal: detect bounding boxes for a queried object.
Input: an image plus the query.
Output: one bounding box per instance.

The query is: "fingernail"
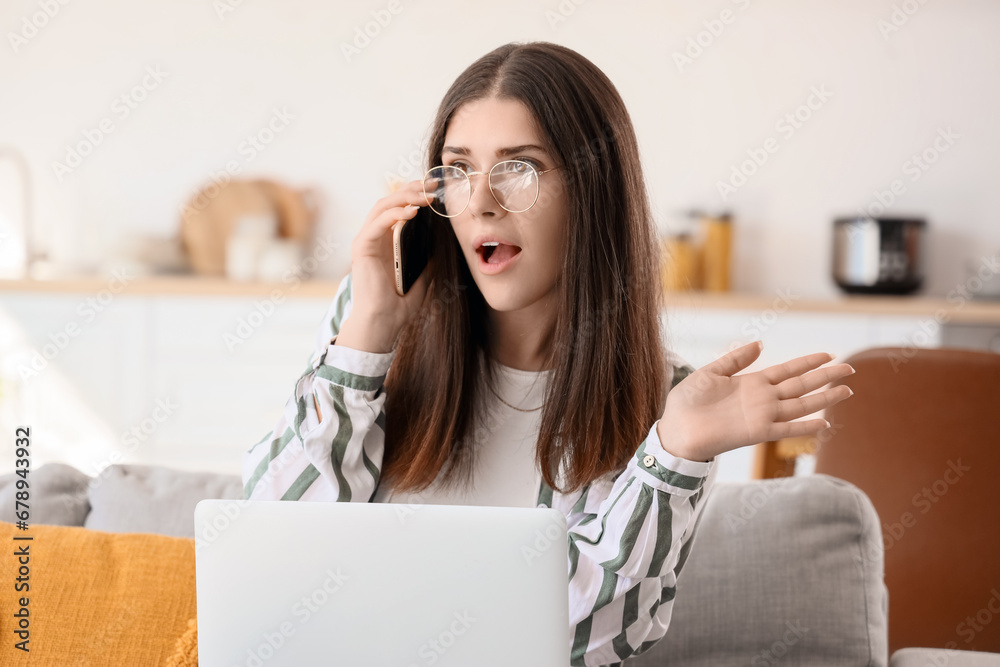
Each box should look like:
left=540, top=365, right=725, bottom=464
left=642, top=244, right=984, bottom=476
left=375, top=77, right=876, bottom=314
left=847, top=388, right=854, bottom=397
left=405, top=204, right=417, bottom=211
left=847, top=366, right=856, bottom=375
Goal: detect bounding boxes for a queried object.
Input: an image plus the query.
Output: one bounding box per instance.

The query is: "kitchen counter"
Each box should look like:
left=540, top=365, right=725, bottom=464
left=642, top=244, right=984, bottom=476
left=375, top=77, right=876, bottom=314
left=0, top=275, right=345, bottom=298
left=1, top=276, right=999, bottom=324
left=0, top=276, right=1000, bottom=324
left=660, top=289, right=1000, bottom=325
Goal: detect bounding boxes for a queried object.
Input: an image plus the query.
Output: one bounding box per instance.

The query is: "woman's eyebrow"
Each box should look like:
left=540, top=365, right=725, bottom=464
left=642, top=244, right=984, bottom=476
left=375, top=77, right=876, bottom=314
left=443, top=144, right=548, bottom=157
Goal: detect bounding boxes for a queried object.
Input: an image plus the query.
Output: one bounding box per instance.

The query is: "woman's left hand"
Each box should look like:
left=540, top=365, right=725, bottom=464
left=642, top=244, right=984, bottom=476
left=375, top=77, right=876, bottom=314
left=657, top=341, right=855, bottom=462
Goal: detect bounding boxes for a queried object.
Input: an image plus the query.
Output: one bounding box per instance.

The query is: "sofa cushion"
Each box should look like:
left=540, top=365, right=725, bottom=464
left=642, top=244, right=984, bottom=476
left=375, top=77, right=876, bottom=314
left=0, top=462, right=91, bottom=527
left=627, top=474, right=889, bottom=667
left=84, top=463, right=243, bottom=538
left=890, top=648, right=1000, bottom=666
left=0, top=520, right=196, bottom=665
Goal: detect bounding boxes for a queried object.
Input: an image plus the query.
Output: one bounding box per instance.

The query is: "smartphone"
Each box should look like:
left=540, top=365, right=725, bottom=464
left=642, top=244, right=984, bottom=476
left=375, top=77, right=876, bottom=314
left=392, top=204, right=435, bottom=296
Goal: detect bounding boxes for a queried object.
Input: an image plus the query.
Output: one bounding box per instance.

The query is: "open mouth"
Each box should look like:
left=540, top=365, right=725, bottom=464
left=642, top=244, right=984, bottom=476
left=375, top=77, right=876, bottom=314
left=478, top=242, right=522, bottom=265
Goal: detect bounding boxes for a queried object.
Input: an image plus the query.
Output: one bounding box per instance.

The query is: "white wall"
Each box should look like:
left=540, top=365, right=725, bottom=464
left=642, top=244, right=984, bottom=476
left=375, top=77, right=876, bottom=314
left=2, top=1, right=999, bottom=480
left=2, top=0, right=999, bottom=297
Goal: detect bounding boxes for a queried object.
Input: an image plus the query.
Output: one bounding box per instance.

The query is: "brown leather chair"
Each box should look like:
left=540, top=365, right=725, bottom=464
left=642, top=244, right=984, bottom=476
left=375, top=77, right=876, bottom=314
left=813, top=346, right=1000, bottom=655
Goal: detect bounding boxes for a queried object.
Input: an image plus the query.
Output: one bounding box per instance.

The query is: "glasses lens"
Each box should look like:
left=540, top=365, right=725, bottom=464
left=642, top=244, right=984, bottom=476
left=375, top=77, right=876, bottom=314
left=424, top=166, right=469, bottom=217
left=490, top=161, right=539, bottom=213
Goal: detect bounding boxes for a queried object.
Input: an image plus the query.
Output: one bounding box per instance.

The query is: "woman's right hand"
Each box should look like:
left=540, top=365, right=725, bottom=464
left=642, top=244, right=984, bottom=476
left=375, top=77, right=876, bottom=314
left=334, top=179, right=437, bottom=354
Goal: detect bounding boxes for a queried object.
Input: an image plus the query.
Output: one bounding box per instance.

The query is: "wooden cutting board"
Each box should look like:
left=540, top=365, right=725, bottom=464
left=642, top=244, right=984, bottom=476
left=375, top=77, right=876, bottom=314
left=179, top=178, right=319, bottom=276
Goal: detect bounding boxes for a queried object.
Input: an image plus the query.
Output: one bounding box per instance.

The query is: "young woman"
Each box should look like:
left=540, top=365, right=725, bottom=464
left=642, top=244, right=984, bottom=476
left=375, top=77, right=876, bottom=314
left=242, top=41, right=854, bottom=665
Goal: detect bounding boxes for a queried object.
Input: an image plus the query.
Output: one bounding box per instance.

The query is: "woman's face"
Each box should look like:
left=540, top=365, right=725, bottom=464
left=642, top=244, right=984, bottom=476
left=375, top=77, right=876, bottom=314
left=440, top=96, right=568, bottom=315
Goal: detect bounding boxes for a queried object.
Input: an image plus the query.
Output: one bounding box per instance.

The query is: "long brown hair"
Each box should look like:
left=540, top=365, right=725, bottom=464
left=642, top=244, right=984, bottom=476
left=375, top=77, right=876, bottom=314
left=381, top=41, right=668, bottom=496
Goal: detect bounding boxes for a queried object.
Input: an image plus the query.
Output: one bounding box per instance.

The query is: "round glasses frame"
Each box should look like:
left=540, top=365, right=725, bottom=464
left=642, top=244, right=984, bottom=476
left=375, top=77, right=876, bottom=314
left=422, top=159, right=562, bottom=217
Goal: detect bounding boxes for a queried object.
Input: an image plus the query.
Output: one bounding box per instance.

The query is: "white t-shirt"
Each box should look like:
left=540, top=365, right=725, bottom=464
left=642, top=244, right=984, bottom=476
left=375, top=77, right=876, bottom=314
left=377, top=361, right=551, bottom=508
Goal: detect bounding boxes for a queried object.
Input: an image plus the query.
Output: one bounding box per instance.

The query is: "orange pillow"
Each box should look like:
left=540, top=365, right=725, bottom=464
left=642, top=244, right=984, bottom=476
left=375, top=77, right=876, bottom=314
left=0, top=521, right=197, bottom=665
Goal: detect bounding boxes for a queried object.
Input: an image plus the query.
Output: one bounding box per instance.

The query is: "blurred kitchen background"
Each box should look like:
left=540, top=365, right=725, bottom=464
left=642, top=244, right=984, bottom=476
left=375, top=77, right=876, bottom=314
left=0, top=0, right=998, bottom=481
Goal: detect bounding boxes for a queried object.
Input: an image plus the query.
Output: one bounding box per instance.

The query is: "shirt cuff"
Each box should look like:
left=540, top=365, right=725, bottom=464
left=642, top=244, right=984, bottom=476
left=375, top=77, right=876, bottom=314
left=312, top=334, right=396, bottom=389
left=632, top=419, right=715, bottom=496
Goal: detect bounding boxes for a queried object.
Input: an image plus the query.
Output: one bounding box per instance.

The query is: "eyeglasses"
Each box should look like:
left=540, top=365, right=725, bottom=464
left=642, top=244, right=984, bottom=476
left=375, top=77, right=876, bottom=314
left=422, top=159, right=561, bottom=217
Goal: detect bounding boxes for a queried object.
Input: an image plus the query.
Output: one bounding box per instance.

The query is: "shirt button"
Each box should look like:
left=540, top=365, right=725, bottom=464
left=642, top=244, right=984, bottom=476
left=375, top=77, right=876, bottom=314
left=643, top=455, right=656, bottom=468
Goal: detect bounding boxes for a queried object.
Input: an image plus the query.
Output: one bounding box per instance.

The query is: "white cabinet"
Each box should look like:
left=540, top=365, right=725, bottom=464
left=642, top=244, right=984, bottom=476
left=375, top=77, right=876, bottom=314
left=1, top=279, right=998, bottom=482
left=0, top=291, right=333, bottom=476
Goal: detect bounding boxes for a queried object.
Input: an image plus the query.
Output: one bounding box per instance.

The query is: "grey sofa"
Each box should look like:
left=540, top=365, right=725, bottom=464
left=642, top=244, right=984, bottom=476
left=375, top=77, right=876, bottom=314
left=2, top=463, right=998, bottom=667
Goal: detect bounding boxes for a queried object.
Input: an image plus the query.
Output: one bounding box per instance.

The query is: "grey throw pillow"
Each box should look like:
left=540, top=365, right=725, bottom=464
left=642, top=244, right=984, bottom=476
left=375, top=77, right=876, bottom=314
left=0, top=462, right=91, bottom=527
left=84, top=463, right=244, bottom=538
left=627, top=474, right=889, bottom=667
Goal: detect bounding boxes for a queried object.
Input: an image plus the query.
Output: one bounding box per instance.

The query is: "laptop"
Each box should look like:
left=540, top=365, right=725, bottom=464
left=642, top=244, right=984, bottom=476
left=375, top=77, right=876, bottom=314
left=194, top=499, right=570, bottom=666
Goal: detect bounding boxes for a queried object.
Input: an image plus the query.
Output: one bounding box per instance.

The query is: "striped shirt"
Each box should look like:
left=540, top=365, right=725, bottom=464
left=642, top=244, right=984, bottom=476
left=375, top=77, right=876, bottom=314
left=242, top=272, right=719, bottom=667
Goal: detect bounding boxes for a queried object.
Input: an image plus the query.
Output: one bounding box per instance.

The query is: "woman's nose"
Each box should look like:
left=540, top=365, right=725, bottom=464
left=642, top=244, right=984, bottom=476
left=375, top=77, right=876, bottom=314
left=466, top=173, right=503, bottom=218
